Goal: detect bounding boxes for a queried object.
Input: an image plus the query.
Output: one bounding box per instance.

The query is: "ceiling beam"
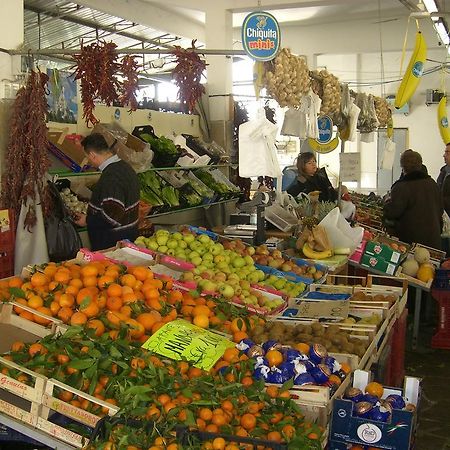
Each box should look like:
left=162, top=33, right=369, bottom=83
left=24, top=2, right=176, bottom=49
left=75, top=0, right=205, bottom=42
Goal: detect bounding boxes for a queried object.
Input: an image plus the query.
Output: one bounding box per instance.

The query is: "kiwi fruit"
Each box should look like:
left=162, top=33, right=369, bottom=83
left=253, top=325, right=265, bottom=335
left=351, top=291, right=366, bottom=301
left=327, top=325, right=341, bottom=335
left=329, top=346, right=340, bottom=353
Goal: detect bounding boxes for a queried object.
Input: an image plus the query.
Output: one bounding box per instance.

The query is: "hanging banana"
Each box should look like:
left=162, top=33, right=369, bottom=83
left=438, top=96, right=450, bottom=144
left=253, top=61, right=265, bottom=99
left=387, top=115, right=394, bottom=139
left=394, top=31, right=427, bottom=109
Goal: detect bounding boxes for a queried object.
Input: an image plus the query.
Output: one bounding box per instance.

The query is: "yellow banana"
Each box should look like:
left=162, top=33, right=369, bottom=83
left=302, top=243, right=333, bottom=260
left=308, top=134, right=339, bottom=154
left=387, top=116, right=394, bottom=139
left=253, top=61, right=265, bottom=99
left=438, top=96, right=450, bottom=144
left=394, top=31, right=427, bottom=109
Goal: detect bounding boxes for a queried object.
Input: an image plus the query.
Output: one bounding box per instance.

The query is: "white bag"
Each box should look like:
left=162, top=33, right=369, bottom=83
left=319, top=207, right=363, bottom=252
left=381, top=138, right=396, bottom=170
left=443, top=211, right=450, bottom=237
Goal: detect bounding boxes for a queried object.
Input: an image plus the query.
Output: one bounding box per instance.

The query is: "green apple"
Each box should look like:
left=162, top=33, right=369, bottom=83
left=228, top=273, right=240, bottom=282
left=189, top=251, right=200, bottom=259
left=196, top=246, right=208, bottom=256
left=166, top=249, right=176, bottom=256
left=158, top=245, right=168, bottom=253
left=202, top=280, right=217, bottom=292
left=240, top=280, right=251, bottom=290
left=219, top=284, right=234, bottom=298
left=178, top=240, right=188, bottom=249
left=196, top=265, right=207, bottom=273
left=246, top=246, right=256, bottom=256
left=191, top=256, right=203, bottom=266
left=210, top=243, right=224, bottom=255
left=273, top=278, right=287, bottom=290
left=181, top=272, right=194, bottom=281
left=155, top=229, right=170, bottom=237
left=166, top=239, right=178, bottom=249
left=255, top=270, right=265, bottom=282
left=214, top=272, right=227, bottom=282
left=232, top=257, right=246, bottom=269
left=216, top=261, right=229, bottom=271
left=146, top=238, right=159, bottom=251
left=203, top=261, right=214, bottom=269
left=244, top=255, right=254, bottom=266
left=246, top=272, right=261, bottom=284
left=156, top=235, right=169, bottom=246
left=202, top=253, right=214, bottom=262
left=214, top=254, right=225, bottom=264
left=198, top=234, right=212, bottom=246
left=172, top=232, right=183, bottom=240
left=183, top=233, right=195, bottom=244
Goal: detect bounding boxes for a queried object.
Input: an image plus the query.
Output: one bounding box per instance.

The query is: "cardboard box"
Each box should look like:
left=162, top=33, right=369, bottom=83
left=47, top=131, right=90, bottom=172
left=360, top=254, right=397, bottom=275
left=93, top=122, right=151, bottom=171
left=364, top=241, right=403, bottom=264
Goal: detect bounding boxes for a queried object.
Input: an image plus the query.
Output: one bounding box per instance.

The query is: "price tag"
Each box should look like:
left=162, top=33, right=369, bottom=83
left=290, top=299, right=349, bottom=320
left=141, top=320, right=235, bottom=371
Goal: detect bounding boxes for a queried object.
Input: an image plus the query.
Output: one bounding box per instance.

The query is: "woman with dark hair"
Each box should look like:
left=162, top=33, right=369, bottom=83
left=286, top=152, right=338, bottom=202
left=383, top=150, right=442, bottom=249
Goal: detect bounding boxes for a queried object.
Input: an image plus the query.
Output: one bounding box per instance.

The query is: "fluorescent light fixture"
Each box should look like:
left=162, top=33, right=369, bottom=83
left=435, top=21, right=450, bottom=45
left=432, top=16, right=439, bottom=22
left=423, top=0, right=438, bottom=13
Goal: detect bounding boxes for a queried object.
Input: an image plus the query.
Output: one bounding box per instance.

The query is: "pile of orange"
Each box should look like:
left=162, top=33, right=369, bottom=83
left=1, top=261, right=257, bottom=342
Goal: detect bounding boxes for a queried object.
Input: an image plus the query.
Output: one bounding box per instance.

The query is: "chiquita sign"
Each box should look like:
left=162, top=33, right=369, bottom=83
left=242, top=11, right=280, bottom=61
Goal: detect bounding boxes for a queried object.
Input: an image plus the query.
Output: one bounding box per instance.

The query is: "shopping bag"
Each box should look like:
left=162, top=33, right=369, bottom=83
left=319, top=207, right=363, bottom=252
left=381, top=138, right=396, bottom=170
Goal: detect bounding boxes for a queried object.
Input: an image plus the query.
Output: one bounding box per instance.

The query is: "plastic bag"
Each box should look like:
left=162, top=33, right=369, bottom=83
left=125, top=144, right=153, bottom=173
left=381, top=138, right=396, bottom=170
left=45, top=182, right=82, bottom=262
left=318, top=207, right=363, bottom=252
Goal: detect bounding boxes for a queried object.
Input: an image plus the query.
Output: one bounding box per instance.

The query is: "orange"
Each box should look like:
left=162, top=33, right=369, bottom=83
left=266, top=385, right=279, bottom=398
left=58, top=390, right=74, bottom=402
left=232, top=330, right=248, bottom=343
left=107, top=283, right=123, bottom=298
left=157, top=393, right=171, bottom=405
left=80, top=264, right=99, bottom=278
left=130, top=266, right=152, bottom=281
left=20, top=310, right=34, bottom=321
left=241, top=376, right=253, bottom=387
left=97, top=275, right=114, bottom=289
left=240, top=413, right=256, bottom=430
left=69, top=278, right=83, bottom=289
left=136, top=312, right=161, bottom=331
left=59, top=293, right=75, bottom=308
left=120, top=274, right=137, bottom=288
left=27, top=295, right=44, bottom=309
left=30, top=273, right=49, bottom=288
left=33, top=307, right=53, bottom=325
left=11, top=341, right=25, bottom=352
left=8, top=277, right=23, bottom=288
left=365, top=381, right=384, bottom=398
left=122, top=292, right=138, bottom=304
left=212, top=437, right=226, bottom=450
left=267, top=431, right=282, bottom=442
left=266, top=350, right=283, bottom=367
left=87, top=319, right=106, bottom=336
left=28, top=342, right=47, bottom=357
left=13, top=298, right=28, bottom=314
left=211, top=413, right=227, bottom=427
left=120, top=305, right=132, bottom=317
left=64, top=285, right=79, bottom=297
left=106, top=296, right=123, bottom=311
left=70, top=311, right=88, bottom=326
left=205, top=424, right=219, bottom=433
left=193, top=314, right=209, bottom=328
left=230, top=317, right=247, bottom=333
left=340, top=362, right=352, bottom=374
left=199, top=407, right=213, bottom=421
left=76, top=287, right=97, bottom=306
left=56, top=354, right=70, bottom=364
left=80, top=300, right=100, bottom=318
left=54, top=270, right=71, bottom=284
left=83, top=276, right=98, bottom=288
left=223, top=347, right=239, bottom=363
left=57, top=306, right=73, bottom=323
left=125, top=319, right=145, bottom=339
left=192, top=305, right=211, bottom=317
left=307, top=432, right=319, bottom=440
left=43, top=265, right=58, bottom=278
left=295, top=342, right=310, bottom=355
left=221, top=400, right=234, bottom=412
left=282, top=424, right=296, bottom=439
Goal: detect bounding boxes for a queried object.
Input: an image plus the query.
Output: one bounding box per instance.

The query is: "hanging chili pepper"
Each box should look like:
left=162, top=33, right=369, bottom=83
left=1, top=70, right=50, bottom=229
left=171, top=40, right=207, bottom=113
left=119, top=55, right=139, bottom=111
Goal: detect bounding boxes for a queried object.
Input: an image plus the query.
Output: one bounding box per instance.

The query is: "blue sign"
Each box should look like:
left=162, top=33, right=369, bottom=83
left=242, top=11, right=280, bottom=61
left=317, top=115, right=333, bottom=144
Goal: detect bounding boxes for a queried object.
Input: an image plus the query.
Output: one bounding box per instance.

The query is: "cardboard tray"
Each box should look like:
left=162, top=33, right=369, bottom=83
left=47, top=131, right=90, bottom=173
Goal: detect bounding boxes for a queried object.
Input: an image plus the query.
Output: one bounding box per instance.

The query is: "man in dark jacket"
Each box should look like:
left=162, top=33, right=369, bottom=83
left=437, top=143, right=450, bottom=216
left=384, top=150, right=443, bottom=249
left=75, top=133, right=140, bottom=250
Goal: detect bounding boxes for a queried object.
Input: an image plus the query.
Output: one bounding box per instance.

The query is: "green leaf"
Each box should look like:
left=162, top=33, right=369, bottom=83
left=79, top=296, right=91, bottom=309
left=281, top=377, right=294, bottom=392
left=84, top=362, right=98, bottom=380
left=185, top=409, right=196, bottom=426
left=68, top=358, right=96, bottom=370
left=124, top=385, right=153, bottom=396
left=109, top=346, right=122, bottom=358
left=9, top=287, right=25, bottom=299
left=62, top=326, right=84, bottom=340
left=182, top=388, right=193, bottom=398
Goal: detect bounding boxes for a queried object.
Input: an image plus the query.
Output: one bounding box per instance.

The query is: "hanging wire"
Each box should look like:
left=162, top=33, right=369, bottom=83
left=377, top=0, right=386, bottom=97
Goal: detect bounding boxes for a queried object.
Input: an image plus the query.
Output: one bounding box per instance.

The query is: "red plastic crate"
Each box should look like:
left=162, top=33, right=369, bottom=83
left=0, top=209, right=15, bottom=279
left=431, top=288, right=450, bottom=349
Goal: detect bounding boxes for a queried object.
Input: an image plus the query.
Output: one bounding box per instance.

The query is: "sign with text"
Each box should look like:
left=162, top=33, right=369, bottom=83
left=292, top=299, right=349, bottom=320
left=242, top=11, right=280, bottom=61
left=141, top=320, right=235, bottom=371
left=340, top=152, right=361, bottom=182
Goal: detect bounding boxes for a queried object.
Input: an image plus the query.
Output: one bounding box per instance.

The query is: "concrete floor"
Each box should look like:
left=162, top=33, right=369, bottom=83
left=406, top=320, right=450, bottom=450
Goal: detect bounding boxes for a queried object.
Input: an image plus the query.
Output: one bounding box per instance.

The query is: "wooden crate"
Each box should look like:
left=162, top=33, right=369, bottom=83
left=37, top=378, right=120, bottom=448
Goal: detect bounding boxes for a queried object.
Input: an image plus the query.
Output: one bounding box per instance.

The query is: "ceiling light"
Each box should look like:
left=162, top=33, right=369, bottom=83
left=435, top=21, right=449, bottom=45
left=422, top=0, right=438, bottom=13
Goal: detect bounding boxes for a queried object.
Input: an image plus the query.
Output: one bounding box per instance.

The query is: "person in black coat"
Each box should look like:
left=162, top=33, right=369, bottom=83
left=286, top=152, right=338, bottom=202
left=384, top=150, right=443, bottom=249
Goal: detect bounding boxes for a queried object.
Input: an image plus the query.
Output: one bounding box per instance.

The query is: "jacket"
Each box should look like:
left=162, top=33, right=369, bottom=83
left=286, top=167, right=338, bottom=202
left=383, top=171, right=443, bottom=249
left=87, top=160, right=140, bottom=250
left=437, top=165, right=450, bottom=216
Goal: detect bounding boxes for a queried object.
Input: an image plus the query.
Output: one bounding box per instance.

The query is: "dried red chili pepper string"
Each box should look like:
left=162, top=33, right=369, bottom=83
left=1, top=70, right=50, bottom=230
left=171, top=39, right=207, bottom=113
left=119, top=55, right=139, bottom=111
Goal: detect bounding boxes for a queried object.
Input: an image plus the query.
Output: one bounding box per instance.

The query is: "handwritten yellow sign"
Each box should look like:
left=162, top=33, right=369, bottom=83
left=141, top=320, right=235, bottom=371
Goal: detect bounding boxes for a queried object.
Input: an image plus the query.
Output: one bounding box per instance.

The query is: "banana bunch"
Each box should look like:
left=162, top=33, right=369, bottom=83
left=296, top=225, right=333, bottom=260
left=395, top=31, right=427, bottom=109
left=438, top=96, right=450, bottom=144
left=253, top=61, right=266, bottom=99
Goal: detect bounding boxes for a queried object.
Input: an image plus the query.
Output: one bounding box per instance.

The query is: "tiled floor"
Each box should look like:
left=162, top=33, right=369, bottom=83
left=406, top=322, right=450, bottom=450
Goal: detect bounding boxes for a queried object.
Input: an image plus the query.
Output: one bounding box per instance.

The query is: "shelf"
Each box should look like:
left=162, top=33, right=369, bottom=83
left=146, top=198, right=238, bottom=218
left=49, top=164, right=231, bottom=177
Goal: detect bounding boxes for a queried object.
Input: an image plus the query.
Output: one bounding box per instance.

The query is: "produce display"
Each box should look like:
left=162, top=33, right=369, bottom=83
left=140, top=133, right=182, bottom=168
left=237, top=338, right=351, bottom=387
left=135, top=230, right=308, bottom=302
left=264, top=48, right=310, bottom=108
left=400, top=246, right=435, bottom=283
left=248, top=321, right=370, bottom=359
left=194, top=169, right=241, bottom=198
left=60, top=187, right=88, bottom=216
